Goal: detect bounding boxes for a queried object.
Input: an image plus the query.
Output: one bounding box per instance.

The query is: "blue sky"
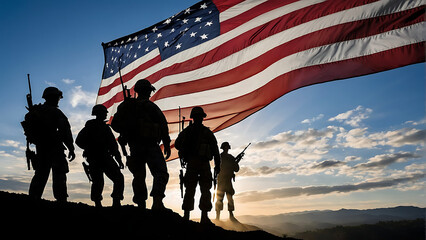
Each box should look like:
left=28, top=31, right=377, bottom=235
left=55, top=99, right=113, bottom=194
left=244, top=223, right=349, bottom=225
left=0, top=0, right=424, bottom=216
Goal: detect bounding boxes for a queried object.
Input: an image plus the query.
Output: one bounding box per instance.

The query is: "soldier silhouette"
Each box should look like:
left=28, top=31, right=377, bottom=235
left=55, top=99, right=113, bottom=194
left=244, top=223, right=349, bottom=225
left=175, top=106, right=220, bottom=225
left=215, top=142, right=240, bottom=221
left=76, top=104, right=124, bottom=207
left=26, top=87, right=75, bottom=202
left=111, top=79, right=171, bottom=210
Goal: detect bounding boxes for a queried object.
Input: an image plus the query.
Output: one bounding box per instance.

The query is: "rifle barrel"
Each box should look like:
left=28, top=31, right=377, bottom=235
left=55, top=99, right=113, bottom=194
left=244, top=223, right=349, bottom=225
left=27, top=74, right=32, bottom=95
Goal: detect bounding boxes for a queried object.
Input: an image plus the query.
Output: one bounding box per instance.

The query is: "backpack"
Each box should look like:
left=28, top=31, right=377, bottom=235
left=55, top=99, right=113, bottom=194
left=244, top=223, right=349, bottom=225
left=21, top=104, right=44, bottom=145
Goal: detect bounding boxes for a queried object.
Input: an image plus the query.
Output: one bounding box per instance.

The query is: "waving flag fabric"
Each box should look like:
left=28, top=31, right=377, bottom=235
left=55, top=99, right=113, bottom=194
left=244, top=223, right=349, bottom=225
left=98, top=0, right=425, bottom=156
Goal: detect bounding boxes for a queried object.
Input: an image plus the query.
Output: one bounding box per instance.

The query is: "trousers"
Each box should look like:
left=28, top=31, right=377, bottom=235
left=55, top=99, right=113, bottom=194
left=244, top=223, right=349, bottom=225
left=128, top=142, right=169, bottom=204
left=29, top=149, right=68, bottom=201
left=182, top=160, right=213, bottom=212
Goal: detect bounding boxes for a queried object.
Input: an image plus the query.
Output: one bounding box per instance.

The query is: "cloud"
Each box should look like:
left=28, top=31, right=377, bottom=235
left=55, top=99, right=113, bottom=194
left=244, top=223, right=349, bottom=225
left=354, top=152, right=422, bottom=169
left=312, top=160, right=345, bottom=169
left=344, top=156, right=361, bottom=162
left=248, top=127, right=336, bottom=164
left=0, top=140, right=22, bottom=148
left=69, top=86, right=97, bottom=108
left=337, top=128, right=426, bottom=149
left=45, top=81, right=57, bottom=87
left=329, top=105, right=372, bottom=127
left=0, top=150, right=15, bottom=159
left=236, top=173, right=426, bottom=203
left=370, top=128, right=426, bottom=147
left=62, top=78, right=75, bottom=85
left=238, top=166, right=292, bottom=177
left=336, top=127, right=377, bottom=149
left=252, top=127, right=335, bottom=151
left=0, top=176, right=30, bottom=192
left=301, top=114, right=324, bottom=124
left=405, top=118, right=426, bottom=126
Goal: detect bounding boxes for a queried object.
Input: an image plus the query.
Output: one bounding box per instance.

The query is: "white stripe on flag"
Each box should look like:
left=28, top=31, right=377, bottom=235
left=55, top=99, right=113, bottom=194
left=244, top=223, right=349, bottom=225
left=153, top=22, right=425, bottom=110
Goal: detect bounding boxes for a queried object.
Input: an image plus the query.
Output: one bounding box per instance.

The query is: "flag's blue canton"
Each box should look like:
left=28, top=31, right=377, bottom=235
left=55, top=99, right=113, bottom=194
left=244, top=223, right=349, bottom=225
left=102, top=0, right=220, bottom=79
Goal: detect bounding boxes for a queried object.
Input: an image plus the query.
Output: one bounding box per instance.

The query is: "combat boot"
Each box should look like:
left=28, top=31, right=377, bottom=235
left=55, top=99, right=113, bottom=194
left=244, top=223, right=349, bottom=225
left=229, top=211, right=237, bottom=222
left=138, top=201, right=146, bottom=210
left=112, top=198, right=121, bottom=208
left=183, top=210, right=190, bottom=220
left=94, top=200, right=102, bottom=208
left=200, top=211, right=213, bottom=225
left=151, top=196, right=166, bottom=210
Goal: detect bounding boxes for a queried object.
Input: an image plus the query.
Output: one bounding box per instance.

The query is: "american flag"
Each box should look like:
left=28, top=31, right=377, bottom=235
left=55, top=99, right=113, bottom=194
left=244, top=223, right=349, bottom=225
left=98, top=0, right=425, bottom=158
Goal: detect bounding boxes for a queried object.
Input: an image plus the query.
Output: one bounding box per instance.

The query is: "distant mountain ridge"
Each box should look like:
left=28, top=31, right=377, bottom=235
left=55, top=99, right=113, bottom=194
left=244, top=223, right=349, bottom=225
left=293, top=218, right=425, bottom=240
left=238, top=206, right=425, bottom=236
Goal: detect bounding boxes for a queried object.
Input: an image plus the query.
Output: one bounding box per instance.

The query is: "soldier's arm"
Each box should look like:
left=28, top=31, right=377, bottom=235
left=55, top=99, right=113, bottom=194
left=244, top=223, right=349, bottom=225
left=157, top=107, right=171, bottom=146
left=106, top=125, right=120, bottom=157
left=57, top=110, right=75, bottom=161
left=152, top=103, right=171, bottom=159
left=210, top=130, right=221, bottom=169
left=107, top=127, right=124, bottom=168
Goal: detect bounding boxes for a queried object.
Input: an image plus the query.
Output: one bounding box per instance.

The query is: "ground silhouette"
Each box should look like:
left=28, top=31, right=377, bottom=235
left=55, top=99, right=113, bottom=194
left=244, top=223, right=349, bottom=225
left=0, top=191, right=295, bottom=239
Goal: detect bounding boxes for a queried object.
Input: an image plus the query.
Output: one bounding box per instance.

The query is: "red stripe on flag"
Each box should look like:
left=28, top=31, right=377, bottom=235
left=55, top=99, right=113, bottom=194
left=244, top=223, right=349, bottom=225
left=151, top=7, right=424, bottom=102
left=163, top=43, right=425, bottom=133
left=212, top=0, right=245, bottom=13
left=219, top=0, right=299, bottom=34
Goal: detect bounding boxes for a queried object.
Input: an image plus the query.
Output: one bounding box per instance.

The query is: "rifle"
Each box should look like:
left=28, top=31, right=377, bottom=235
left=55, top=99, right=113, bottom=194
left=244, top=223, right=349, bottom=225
left=179, top=169, right=185, bottom=198
left=232, top=143, right=251, bottom=182
left=118, top=54, right=131, bottom=99
left=178, top=106, right=186, bottom=198
left=23, top=74, right=36, bottom=170
left=82, top=162, right=92, bottom=182
left=212, top=169, right=218, bottom=202
left=118, top=135, right=130, bottom=167
left=236, top=143, right=251, bottom=164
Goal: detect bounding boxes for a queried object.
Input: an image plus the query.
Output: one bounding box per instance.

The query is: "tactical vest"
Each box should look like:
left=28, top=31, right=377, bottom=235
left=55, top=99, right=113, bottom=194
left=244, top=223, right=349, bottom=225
left=178, top=124, right=214, bottom=161
left=111, top=98, right=161, bottom=142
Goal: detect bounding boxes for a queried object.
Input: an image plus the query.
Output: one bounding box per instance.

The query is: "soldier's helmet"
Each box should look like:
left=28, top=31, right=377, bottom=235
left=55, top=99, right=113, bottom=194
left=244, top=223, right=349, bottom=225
left=190, top=106, right=207, bottom=119
left=134, top=79, right=156, bottom=93
left=91, top=104, right=108, bottom=116
left=42, top=87, right=63, bottom=99
left=220, top=142, right=231, bottom=150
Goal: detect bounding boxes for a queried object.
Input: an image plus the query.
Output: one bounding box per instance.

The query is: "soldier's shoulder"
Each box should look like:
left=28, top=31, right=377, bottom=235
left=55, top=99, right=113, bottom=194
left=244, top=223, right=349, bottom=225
left=84, top=119, right=98, bottom=127
left=202, top=125, right=215, bottom=135
left=144, top=100, right=162, bottom=111
left=43, top=104, right=67, bottom=118
left=118, top=97, right=138, bottom=107
left=221, top=152, right=234, bottom=159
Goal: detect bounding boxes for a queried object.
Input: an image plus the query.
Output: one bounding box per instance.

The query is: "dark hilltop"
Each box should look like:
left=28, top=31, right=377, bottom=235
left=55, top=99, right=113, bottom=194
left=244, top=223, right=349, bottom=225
left=0, top=191, right=296, bottom=240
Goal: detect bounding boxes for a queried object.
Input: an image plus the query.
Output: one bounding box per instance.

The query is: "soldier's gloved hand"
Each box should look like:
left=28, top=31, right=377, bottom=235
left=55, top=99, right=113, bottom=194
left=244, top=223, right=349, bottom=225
left=68, top=150, right=76, bottom=162
left=164, top=143, right=171, bottom=160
